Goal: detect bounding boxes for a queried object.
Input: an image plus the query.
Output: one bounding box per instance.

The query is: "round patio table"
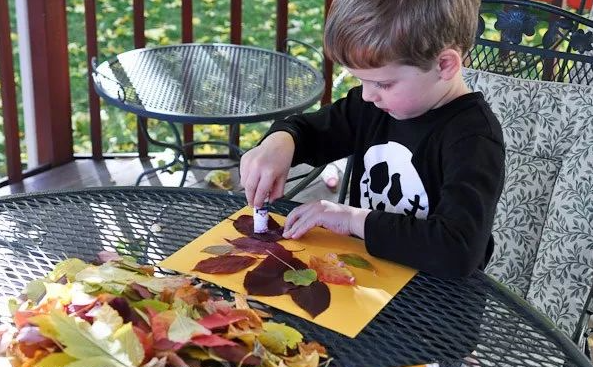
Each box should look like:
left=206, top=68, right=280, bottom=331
left=0, top=187, right=590, bottom=367
left=91, top=43, right=324, bottom=186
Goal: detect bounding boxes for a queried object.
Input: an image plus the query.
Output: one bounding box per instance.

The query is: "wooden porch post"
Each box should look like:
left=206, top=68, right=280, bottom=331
left=26, top=0, right=73, bottom=166
left=0, top=0, right=22, bottom=182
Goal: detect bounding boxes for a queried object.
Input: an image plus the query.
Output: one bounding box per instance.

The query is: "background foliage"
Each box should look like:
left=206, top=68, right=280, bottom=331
left=0, top=1, right=590, bottom=178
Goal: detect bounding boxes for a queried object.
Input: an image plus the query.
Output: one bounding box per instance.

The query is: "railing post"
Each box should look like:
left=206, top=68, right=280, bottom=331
left=322, top=0, right=333, bottom=105
left=26, top=0, right=73, bottom=166
left=84, top=0, right=102, bottom=159
left=228, top=0, right=242, bottom=159
left=182, top=0, right=194, bottom=159
left=0, top=0, right=22, bottom=182
left=133, top=0, right=148, bottom=158
left=276, top=0, right=288, bottom=52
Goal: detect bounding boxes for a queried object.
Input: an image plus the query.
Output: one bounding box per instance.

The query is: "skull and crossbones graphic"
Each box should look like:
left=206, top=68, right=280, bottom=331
left=359, top=142, right=429, bottom=218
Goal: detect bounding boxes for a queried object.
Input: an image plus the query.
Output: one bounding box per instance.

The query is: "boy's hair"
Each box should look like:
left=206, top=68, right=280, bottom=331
left=324, top=0, right=480, bottom=70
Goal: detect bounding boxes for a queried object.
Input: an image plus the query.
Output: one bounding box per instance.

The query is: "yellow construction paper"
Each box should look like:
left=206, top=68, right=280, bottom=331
left=159, top=206, right=417, bottom=338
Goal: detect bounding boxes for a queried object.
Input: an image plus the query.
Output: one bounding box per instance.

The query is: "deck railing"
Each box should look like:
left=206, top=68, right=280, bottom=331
left=0, top=0, right=591, bottom=186
left=0, top=0, right=333, bottom=186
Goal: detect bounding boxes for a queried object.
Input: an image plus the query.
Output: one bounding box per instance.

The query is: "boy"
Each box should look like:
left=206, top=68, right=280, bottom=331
left=240, top=0, right=505, bottom=278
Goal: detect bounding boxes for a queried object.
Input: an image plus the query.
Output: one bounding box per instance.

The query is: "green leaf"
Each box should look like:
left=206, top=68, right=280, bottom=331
left=112, top=323, right=144, bottom=366
left=258, top=322, right=303, bottom=355
left=283, top=269, right=317, bottom=286
left=337, top=253, right=375, bottom=271
left=136, top=277, right=191, bottom=293
left=36, top=352, right=76, bottom=367
left=168, top=312, right=211, bottom=343
left=201, top=245, right=235, bottom=255
left=25, top=279, right=46, bottom=302
left=29, top=314, right=59, bottom=339
left=49, top=310, right=136, bottom=367
left=49, top=258, right=89, bottom=282
left=132, top=299, right=170, bottom=313
left=75, top=264, right=144, bottom=285
left=65, top=356, right=126, bottom=367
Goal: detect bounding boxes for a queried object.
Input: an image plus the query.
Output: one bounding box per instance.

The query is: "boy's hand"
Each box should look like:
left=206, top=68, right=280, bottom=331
left=240, top=132, right=295, bottom=207
left=283, top=200, right=371, bottom=239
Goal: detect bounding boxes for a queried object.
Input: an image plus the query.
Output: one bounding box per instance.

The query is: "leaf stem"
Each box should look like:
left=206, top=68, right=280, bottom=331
left=265, top=249, right=296, bottom=271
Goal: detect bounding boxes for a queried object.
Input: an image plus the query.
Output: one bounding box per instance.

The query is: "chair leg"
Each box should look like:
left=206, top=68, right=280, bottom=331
left=338, top=155, right=354, bottom=204
left=283, top=165, right=327, bottom=200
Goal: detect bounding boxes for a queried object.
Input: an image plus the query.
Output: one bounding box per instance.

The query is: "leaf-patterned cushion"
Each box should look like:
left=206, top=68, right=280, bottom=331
left=462, top=68, right=593, bottom=337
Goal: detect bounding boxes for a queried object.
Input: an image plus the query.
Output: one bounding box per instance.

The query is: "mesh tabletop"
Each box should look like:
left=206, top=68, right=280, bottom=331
left=0, top=187, right=590, bottom=367
left=92, top=44, right=325, bottom=123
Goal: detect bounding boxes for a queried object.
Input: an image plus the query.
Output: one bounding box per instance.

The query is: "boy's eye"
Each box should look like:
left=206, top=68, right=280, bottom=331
left=374, top=82, right=392, bottom=90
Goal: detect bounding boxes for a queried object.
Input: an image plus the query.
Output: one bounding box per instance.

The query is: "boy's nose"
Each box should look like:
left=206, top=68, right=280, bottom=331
left=361, top=86, right=379, bottom=102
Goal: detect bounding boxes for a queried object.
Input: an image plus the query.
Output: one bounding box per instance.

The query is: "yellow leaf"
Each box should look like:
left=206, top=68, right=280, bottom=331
left=36, top=352, right=76, bottom=367
left=28, top=314, right=58, bottom=339
left=258, top=322, right=303, bottom=355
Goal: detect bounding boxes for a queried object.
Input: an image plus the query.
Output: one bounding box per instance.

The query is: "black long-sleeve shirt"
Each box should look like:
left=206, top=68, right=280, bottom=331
left=268, top=87, right=505, bottom=277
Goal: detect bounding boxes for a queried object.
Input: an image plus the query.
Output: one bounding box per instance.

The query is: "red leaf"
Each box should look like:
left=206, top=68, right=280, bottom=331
left=211, top=345, right=261, bottom=366
left=193, top=255, right=257, bottom=274
left=198, top=312, right=248, bottom=330
left=233, top=215, right=284, bottom=242
left=191, top=334, right=238, bottom=347
left=129, top=283, right=153, bottom=299
left=309, top=254, right=355, bottom=285
left=243, top=250, right=308, bottom=296
left=225, top=237, right=287, bottom=255
left=288, top=281, right=331, bottom=318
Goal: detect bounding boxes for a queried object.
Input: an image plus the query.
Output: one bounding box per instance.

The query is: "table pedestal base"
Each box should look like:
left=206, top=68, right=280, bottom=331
left=136, top=119, right=243, bottom=187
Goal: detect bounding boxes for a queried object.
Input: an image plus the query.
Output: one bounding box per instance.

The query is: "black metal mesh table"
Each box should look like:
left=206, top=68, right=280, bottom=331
left=0, top=187, right=590, bottom=367
left=91, top=44, right=324, bottom=186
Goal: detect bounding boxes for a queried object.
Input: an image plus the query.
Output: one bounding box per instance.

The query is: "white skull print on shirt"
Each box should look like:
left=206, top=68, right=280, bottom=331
left=360, top=142, right=429, bottom=218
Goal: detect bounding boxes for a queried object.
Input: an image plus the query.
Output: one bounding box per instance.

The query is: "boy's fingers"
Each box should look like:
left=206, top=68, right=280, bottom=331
left=253, top=175, right=274, bottom=208
left=268, top=179, right=285, bottom=203
left=242, top=171, right=259, bottom=207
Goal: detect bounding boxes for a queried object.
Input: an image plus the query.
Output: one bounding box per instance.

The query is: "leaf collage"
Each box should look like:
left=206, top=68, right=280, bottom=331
left=194, top=214, right=377, bottom=319
left=0, top=252, right=330, bottom=367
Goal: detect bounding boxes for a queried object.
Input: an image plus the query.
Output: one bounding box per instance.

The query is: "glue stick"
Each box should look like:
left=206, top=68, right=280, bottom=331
left=253, top=200, right=269, bottom=233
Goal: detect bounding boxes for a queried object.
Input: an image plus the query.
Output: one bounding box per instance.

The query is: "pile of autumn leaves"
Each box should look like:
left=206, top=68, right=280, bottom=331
left=193, top=215, right=374, bottom=318
left=0, top=252, right=330, bottom=367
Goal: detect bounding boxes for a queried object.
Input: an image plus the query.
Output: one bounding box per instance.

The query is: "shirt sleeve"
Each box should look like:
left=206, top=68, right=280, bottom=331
left=364, top=134, right=505, bottom=278
left=265, top=87, right=363, bottom=167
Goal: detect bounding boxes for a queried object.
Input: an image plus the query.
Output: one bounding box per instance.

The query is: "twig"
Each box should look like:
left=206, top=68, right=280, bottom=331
left=265, top=249, right=296, bottom=271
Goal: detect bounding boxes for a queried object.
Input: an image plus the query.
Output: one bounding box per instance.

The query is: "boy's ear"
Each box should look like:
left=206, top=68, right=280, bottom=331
left=435, top=48, right=462, bottom=80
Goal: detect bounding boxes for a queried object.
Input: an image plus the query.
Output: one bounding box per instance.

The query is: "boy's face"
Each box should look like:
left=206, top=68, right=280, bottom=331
left=347, top=62, right=446, bottom=120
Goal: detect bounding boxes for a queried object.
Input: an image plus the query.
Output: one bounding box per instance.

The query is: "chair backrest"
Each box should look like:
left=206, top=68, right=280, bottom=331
left=465, top=0, right=593, bottom=85
left=463, top=67, right=593, bottom=339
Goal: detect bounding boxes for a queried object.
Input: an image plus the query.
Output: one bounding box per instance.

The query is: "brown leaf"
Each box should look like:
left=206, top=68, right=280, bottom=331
left=244, top=250, right=308, bottom=296
left=233, top=215, right=284, bottom=242
left=225, top=237, right=287, bottom=255
left=288, top=281, right=330, bottom=318
left=193, top=255, right=257, bottom=274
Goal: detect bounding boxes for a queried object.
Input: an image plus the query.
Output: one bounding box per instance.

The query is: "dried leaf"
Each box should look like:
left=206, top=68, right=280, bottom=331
left=233, top=215, right=284, bottom=242
left=191, top=334, right=238, bottom=347
left=226, top=237, right=287, bottom=255
left=201, top=245, right=235, bottom=255
left=204, top=170, right=233, bottom=190
left=193, top=255, right=257, bottom=274
left=244, top=251, right=307, bottom=296
left=309, top=254, right=355, bottom=285
left=337, top=253, right=375, bottom=271
left=258, top=322, right=303, bottom=355
left=283, top=269, right=317, bottom=286
left=288, top=282, right=330, bottom=318
left=168, top=313, right=211, bottom=343
left=197, top=312, right=248, bottom=330
left=211, top=345, right=261, bottom=366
